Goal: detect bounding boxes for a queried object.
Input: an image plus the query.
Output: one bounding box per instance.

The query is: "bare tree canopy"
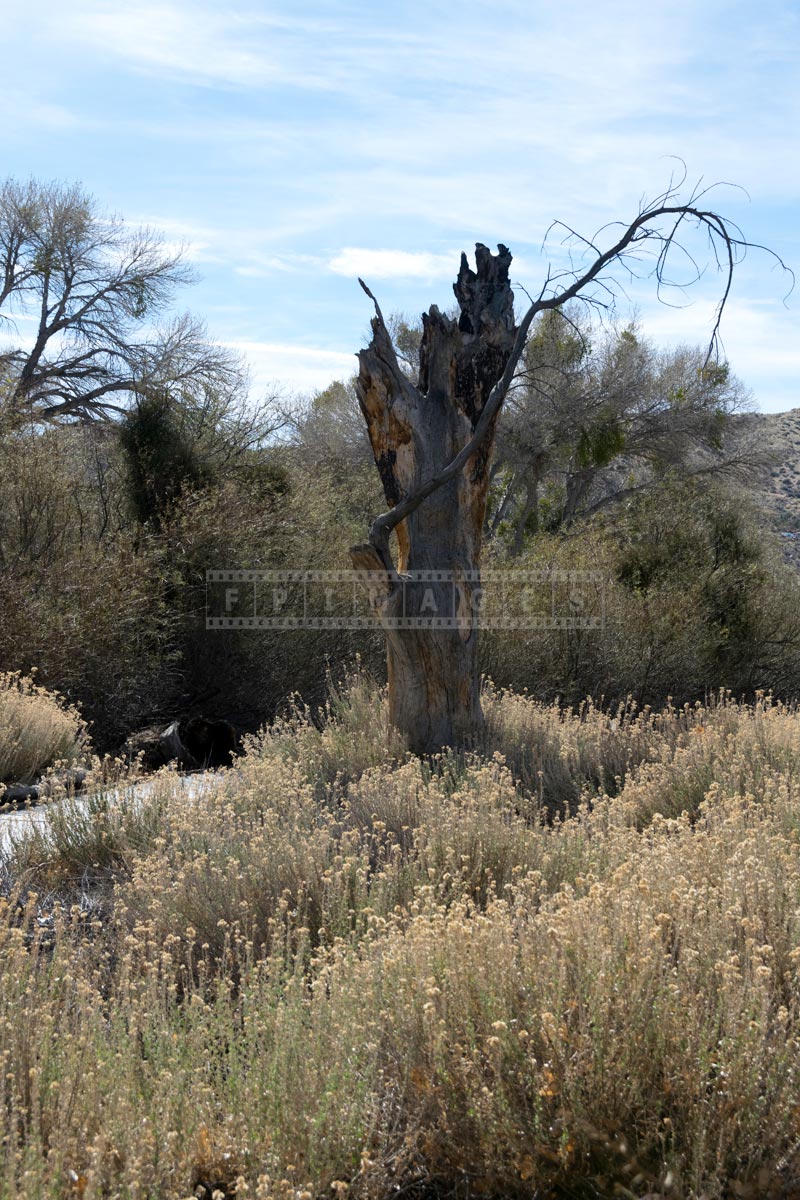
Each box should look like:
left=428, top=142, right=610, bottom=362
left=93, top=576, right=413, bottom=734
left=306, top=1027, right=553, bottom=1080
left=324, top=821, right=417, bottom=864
left=0, top=177, right=240, bottom=423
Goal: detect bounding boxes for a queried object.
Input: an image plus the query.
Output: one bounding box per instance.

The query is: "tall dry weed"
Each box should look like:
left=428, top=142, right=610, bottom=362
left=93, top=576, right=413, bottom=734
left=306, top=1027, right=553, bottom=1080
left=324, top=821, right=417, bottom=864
left=0, top=671, right=87, bottom=786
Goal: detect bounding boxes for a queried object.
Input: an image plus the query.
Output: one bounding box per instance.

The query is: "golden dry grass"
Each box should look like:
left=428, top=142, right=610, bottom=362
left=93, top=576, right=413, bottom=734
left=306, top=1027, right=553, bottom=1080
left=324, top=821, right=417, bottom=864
left=0, top=671, right=87, bottom=787
left=4, top=679, right=800, bottom=1198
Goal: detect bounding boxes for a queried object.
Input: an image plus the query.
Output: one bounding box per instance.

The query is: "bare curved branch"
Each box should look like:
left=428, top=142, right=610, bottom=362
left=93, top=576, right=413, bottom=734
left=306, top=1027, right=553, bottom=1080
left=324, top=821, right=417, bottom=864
left=359, top=182, right=793, bottom=565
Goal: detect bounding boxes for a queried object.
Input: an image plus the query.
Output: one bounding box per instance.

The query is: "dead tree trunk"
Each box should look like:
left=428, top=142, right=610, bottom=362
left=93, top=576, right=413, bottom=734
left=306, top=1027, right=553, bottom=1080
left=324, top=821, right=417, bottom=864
left=349, top=191, right=771, bottom=753
left=351, top=244, right=517, bottom=753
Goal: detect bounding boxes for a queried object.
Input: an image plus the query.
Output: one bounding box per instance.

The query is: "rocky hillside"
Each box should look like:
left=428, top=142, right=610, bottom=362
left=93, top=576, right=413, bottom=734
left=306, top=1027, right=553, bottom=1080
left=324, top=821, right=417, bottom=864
left=744, top=407, right=800, bottom=567
left=755, top=409, right=800, bottom=527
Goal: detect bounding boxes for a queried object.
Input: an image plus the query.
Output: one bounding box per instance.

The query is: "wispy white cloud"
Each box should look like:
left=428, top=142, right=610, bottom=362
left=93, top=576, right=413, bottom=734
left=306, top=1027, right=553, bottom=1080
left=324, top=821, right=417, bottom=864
left=56, top=1, right=393, bottom=92
left=9, top=101, right=88, bottom=131
left=49, top=0, right=711, bottom=114
left=634, top=295, right=800, bottom=412
left=328, top=249, right=459, bottom=281
left=233, top=253, right=325, bottom=278
left=236, top=263, right=288, bottom=277
left=62, top=4, right=273, bottom=88
left=3, top=0, right=796, bottom=409
left=328, top=246, right=542, bottom=290
left=226, top=339, right=355, bottom=395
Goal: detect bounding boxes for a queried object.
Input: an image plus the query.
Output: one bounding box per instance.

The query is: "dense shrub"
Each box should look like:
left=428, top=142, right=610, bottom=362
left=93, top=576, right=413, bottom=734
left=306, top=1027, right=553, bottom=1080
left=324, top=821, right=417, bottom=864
left=118, top=391, right=213, bottom=528
left=482, top=478, right=800, bottom=707
left=0, top=401, right=391, bottom=749
left=3, top=394, right=798, bottom=753
left=0, top=671, right=87, bottom=784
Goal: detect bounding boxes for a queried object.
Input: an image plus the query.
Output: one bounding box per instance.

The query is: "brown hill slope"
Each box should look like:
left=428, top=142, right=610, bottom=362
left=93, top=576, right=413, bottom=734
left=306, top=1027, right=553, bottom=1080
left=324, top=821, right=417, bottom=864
left=741, top=408, right=800, bottom=567
left=754, top=408, right=800, bottom=529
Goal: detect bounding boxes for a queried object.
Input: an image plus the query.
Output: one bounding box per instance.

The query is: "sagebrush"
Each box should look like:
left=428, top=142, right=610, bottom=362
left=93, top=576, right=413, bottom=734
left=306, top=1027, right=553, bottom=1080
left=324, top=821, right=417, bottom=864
left=4, top=680, right=800, bottom=1198
left=0, top=671, right=87, bottom=786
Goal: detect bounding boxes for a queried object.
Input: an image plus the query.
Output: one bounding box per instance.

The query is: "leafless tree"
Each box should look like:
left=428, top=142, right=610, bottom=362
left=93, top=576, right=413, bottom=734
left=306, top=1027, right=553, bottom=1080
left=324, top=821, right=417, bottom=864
left=0, top=177, right=240, bottom=423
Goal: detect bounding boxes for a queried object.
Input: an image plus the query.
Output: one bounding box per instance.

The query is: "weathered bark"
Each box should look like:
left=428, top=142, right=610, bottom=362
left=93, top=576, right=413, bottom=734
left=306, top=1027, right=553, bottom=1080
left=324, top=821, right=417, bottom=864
left=349, top=196, right=764, bottom=751
left=351, top=244, right=517, bottom=753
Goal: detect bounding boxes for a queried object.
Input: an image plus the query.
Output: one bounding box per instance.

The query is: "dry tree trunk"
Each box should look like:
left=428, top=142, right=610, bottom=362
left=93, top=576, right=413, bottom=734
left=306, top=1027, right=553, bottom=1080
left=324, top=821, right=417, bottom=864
left=351, top=244, right=517, bottom=753
left=349, top=192, right=761, bottom=751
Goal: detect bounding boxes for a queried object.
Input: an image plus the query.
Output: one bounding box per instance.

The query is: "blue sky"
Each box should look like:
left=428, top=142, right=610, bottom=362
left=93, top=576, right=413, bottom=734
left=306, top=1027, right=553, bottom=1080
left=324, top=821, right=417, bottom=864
left=4, top=0, right=799, bottom=410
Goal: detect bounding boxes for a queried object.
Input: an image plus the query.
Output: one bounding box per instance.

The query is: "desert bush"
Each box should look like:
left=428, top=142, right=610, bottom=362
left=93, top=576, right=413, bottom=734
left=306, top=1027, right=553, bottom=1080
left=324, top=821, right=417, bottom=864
left=482, top=681, right=800, bottom=820
left=341, top=787, right=800, bottom=1198
left=0, top=671, right=87, bottom=785
left=615, top=691, right=800, bottom=826
left=245, top=666, right=406, bottom=796
left=482, top=681, right=676, bottom=811
left=5, top=767, right=178, bottom=882
left=12, top=673, right=779, bottom=898
left=482, top=479, right=800, bottom=709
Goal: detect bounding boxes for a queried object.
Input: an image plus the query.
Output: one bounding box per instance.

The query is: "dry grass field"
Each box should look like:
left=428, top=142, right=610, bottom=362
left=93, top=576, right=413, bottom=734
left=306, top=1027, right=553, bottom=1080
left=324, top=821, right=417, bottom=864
left=4, top=675, right=800, bottom=1198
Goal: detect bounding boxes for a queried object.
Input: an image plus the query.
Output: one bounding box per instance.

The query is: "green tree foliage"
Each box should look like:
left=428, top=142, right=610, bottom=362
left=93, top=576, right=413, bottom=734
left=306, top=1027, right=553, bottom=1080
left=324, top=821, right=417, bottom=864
left=489, top=308, right=761, bottom=548
left=119, top=392, right=211, bottom=528
left=283, top=378, right=383, bottom=542
left=482, top=477, right=800, bottom=705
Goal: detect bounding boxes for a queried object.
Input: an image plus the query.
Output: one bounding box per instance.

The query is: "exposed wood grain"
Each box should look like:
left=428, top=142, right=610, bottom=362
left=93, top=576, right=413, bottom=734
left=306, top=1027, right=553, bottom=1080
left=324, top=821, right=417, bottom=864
left=351, top=244, right=517, bottom=752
